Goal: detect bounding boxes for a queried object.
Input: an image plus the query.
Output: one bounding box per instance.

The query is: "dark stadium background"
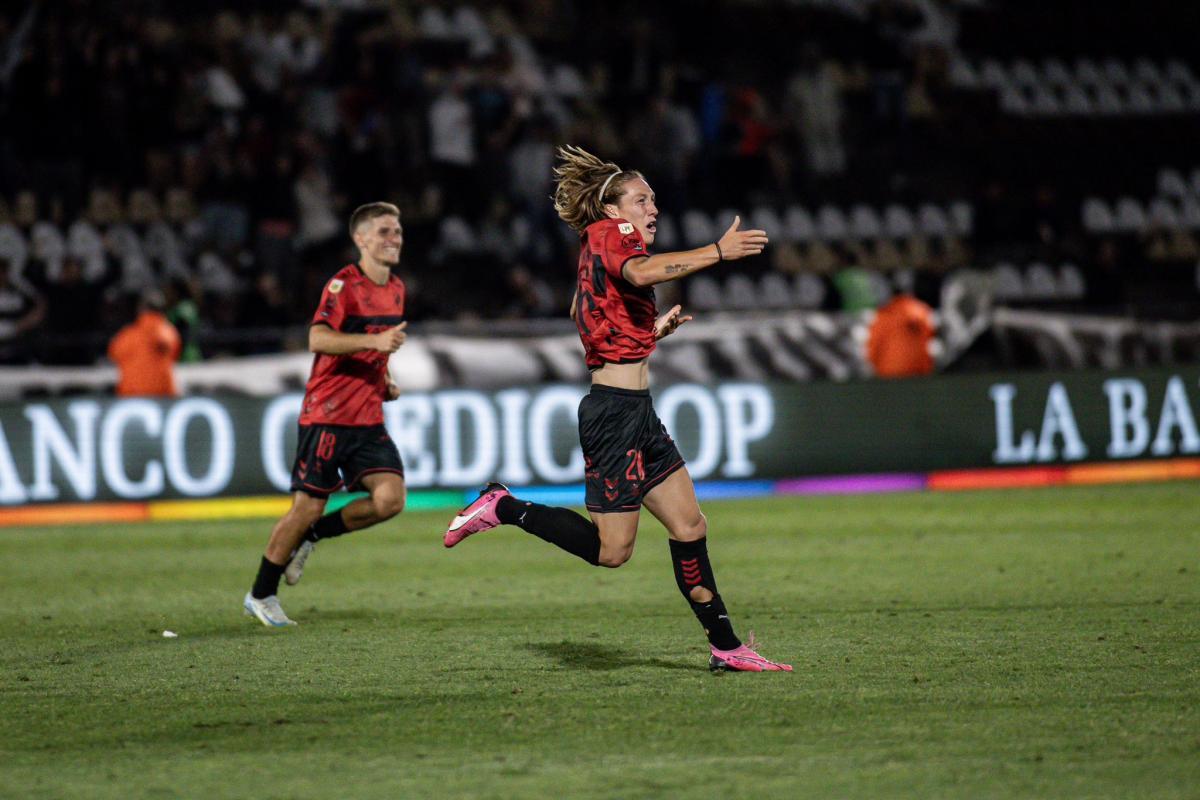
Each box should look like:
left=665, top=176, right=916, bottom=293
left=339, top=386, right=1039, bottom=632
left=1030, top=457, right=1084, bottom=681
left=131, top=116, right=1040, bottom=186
left=2, top=0, right=1199, bottom=364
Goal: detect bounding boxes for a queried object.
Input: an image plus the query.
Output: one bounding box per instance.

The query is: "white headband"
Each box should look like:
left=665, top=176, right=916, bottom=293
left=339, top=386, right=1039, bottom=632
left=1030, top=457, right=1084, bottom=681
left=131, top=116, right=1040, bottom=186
left=599, top=170, right=621, bottom=200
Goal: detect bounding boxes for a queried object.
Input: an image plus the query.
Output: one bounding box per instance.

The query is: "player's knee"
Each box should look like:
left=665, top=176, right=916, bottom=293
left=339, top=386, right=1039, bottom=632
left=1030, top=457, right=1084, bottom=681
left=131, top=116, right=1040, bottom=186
left=375, top=489, right=405, bottom=519
left=292, top=503, right=325, bottom=528
left=598, top=545, right=633, bottom=568
left=673, top=511, right=707, bottom=542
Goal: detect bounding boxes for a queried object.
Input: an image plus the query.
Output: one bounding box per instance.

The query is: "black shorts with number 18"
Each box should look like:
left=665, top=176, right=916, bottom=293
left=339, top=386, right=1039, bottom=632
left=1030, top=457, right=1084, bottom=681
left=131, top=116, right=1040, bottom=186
left=290, top=423, right=405, bottom=497
left=578, top=385, right=685, bottom=513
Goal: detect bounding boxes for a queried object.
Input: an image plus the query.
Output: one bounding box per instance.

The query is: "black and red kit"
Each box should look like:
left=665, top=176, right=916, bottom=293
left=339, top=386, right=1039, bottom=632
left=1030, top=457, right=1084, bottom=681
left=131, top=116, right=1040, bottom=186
left=291, top=264, right=406, bottom=497
left=574, top=218, right=658, bottom=370
left=579, top=386, right=684, bottom=512
left=301, top=264, right=405, bottom=426
left=572, top=220, right=684, bottom=511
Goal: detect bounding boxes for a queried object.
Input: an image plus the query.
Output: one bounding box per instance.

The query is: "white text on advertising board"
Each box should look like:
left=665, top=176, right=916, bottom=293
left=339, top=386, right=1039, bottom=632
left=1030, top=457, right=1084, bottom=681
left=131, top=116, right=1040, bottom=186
left=0, top=384, right=774, bottom=503
left=990, top=376, right=1200, bottom=464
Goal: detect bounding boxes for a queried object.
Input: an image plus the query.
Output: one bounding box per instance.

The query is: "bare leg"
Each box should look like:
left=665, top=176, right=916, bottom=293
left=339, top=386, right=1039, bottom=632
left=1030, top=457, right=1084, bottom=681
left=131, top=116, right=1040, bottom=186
left=587, top=510, right=641, bottom=568
left=337, top=473, right=407, bottom=531
left=264, top=492, right=328, bottom=564
left=642, top=467, right=706, bottom=541
left=643, top=468, right=712, bottom=602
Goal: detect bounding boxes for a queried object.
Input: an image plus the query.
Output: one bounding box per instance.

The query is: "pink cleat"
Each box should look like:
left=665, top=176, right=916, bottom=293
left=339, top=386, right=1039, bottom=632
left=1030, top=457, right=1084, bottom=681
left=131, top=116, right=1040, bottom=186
left=708, top=633, right=793, bottom=673
left=444, top=482, right=511, bottom=548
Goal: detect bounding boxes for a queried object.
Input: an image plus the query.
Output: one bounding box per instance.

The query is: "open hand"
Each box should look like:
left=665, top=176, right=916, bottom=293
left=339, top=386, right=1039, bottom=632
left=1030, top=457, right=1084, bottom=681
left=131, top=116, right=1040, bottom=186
left=716, top=215, right=769, bottom=260
left=654, top=304, right=693, bottom=340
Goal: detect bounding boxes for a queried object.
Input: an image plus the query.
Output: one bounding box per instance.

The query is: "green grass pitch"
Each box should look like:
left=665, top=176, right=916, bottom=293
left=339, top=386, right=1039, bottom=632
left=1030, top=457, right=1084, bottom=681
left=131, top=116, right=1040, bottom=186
left=2, top=483, right=1198, bottom=799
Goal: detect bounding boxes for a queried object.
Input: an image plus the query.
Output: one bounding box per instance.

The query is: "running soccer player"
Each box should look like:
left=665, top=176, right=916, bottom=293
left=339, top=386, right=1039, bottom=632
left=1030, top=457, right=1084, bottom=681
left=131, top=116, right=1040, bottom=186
left=444, top=146, right=791, bottom=672
left=243, top=202, right=409, bottom=627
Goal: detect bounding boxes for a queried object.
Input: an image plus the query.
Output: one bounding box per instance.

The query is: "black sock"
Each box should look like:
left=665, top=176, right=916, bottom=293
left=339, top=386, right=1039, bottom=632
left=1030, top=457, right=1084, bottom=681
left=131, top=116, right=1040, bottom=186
left=497, top=495, right=600, bottom=566
left=307, top=510, right=349, bottom=542
left=251, top=556, right=286, bottom=599
left=668, top=537, right=741, bottom=650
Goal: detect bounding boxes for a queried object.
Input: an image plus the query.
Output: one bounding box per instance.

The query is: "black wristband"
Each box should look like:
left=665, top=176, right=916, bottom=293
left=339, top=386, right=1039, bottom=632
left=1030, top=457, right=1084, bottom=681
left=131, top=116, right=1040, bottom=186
left=714, top=242, right=724, bottom=261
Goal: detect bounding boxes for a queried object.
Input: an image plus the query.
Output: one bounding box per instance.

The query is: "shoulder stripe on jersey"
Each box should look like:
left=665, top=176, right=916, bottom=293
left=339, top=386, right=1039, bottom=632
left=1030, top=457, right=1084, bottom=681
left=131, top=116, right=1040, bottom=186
left=341, top=314, right=406, bottom=333
left=591, top=254, right=608, bottom=297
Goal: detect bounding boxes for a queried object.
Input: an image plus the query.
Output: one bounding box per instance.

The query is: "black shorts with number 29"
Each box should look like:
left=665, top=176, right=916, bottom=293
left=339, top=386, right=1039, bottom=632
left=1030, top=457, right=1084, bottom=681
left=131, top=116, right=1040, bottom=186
left=290, top=424, right=405, bottom=497
left=579, top=385, right=685, bottom=513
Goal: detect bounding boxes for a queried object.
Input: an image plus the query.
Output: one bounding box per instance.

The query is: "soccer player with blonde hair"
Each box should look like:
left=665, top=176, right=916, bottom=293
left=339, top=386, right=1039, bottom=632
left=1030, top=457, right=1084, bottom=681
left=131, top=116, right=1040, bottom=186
left=444, top=147, right=791, bottom=671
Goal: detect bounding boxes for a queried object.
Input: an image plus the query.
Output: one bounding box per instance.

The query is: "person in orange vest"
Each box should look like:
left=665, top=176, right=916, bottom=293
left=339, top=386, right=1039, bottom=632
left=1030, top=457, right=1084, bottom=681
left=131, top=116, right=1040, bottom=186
left=108, top=289, right=182, bottom=397
left=866, top=292, right=936, bottom=378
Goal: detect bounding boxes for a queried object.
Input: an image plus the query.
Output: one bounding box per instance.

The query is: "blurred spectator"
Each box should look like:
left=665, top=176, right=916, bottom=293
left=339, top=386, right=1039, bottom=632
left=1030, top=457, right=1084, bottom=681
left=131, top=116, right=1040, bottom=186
left=471, top=52, right=521, bottom=194
left=8, top=190, right=69, bottom=288
left=866, top=292, right=936, bottom=378
left=715, top=87, right=777, bottom=201
left=107, top=288, right=182, bottom=397
left=508, top=114, right=559, bottom=262
left=428, top=73, right=478, bottom=216
left=293, top=158, right=341, bottom=254
left=785, top=52, right=846, bottom=176
left=130, top=188, right=191, bottom=288
left=164, top=279, right=203, bottom=363
left=628, top=94, right=700, bottom=208
left=867, top=0, right=922, bottom=151
left=833, top=256, right=886, bottom=312
left=0, top=256, right=46, bottom=364
left=906, top=45, right=951, bottom=122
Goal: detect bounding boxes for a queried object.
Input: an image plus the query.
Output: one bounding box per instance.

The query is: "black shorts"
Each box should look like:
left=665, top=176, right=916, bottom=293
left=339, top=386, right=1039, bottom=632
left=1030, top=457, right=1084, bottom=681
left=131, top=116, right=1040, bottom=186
left=290, top=424, right=405, bottom=497
left=579, top=385, right=685, bottom=513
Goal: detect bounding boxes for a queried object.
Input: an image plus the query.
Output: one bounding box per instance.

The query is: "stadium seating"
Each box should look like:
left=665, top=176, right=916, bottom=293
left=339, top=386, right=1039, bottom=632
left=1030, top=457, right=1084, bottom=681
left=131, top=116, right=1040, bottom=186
left=2, top=0, right=1198, bottom=364
left=951, top=57, right=1200, bottom=117
left=1082, top=167, right=1200, bottom=234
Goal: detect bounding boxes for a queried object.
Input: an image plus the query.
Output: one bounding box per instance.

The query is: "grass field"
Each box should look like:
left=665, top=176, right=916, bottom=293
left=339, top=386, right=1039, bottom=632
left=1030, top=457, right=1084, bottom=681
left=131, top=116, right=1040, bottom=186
left=2, top=483, right=1198, bottom=799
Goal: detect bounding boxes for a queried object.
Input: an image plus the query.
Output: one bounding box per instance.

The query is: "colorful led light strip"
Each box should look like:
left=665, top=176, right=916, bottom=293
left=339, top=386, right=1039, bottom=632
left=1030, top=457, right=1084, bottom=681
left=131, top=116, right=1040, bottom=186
left=0, top=458, right=1197, bottom=528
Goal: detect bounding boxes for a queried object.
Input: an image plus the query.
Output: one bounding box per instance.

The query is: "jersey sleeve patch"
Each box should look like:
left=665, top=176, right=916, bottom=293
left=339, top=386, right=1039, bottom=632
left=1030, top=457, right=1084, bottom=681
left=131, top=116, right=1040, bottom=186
left=602, top=223, right=647, bottom=279
left=312, top=277, right=350, bottom=329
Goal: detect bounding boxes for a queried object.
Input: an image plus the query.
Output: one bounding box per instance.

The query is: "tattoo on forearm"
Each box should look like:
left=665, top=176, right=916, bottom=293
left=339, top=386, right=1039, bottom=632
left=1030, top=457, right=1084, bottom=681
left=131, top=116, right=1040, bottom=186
left=664, top=264, right=691, bottom=275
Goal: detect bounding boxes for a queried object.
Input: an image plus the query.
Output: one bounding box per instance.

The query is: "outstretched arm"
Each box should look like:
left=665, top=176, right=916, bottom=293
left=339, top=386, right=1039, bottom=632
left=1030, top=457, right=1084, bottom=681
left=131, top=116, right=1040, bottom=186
left=621, top=216, right=768, bottom=288
left=310, top=322, right=407, bottom=355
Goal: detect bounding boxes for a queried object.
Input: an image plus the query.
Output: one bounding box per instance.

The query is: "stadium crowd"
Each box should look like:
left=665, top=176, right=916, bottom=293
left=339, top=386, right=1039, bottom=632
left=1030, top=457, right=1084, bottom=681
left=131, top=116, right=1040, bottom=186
left=1, top=0, right=1198, bottom=364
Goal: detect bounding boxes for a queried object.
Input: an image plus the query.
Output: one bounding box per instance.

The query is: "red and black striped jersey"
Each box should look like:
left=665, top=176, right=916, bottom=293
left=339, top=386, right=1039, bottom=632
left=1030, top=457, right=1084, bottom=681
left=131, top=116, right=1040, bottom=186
left=301, top=264, right=405, bottom=426
left=574, top=218, right=657, bottom=370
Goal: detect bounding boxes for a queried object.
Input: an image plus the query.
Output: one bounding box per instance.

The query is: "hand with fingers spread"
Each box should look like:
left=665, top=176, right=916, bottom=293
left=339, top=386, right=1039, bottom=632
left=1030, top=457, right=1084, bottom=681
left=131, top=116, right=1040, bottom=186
left=653, top=304, right=693, bottom=340
left=714, top=215, right=769, bottom=261
left=373, top=322, right=407, bottom=353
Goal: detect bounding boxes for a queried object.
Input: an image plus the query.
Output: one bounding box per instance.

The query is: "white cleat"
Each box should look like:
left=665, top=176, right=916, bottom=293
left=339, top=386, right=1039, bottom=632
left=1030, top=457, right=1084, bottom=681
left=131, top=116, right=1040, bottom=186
left=243, top=592, right=297, bottom=627
left=284, top=540, right=315, bottom=586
